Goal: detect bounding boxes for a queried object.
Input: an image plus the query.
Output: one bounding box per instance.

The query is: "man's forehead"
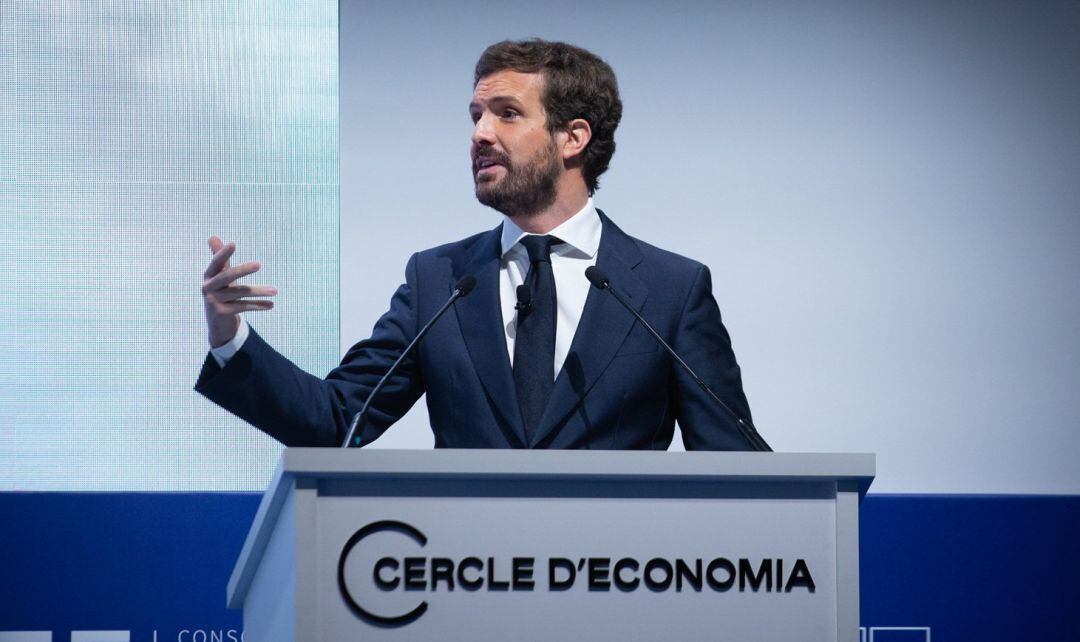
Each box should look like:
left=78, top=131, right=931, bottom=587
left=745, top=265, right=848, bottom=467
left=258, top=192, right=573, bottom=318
left=471, top=70, right=544, bottom=105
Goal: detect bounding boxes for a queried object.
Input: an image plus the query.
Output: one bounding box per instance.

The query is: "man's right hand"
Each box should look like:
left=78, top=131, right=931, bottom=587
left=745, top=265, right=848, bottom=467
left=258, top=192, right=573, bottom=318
left=203, top=236, right=277, bottom=348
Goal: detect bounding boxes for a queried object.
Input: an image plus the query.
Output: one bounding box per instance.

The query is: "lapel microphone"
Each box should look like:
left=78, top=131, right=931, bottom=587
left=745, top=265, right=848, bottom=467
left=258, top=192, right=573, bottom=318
left=584, top=266, right=772, bottom=452
left=514, top=284, right=532, bottom=312
left=341, top=274, right=477, bottom=448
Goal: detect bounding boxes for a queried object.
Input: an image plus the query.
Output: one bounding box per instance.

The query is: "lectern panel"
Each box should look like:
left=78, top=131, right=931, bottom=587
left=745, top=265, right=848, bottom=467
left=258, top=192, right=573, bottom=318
left=317, top=494, right=838, bottom=641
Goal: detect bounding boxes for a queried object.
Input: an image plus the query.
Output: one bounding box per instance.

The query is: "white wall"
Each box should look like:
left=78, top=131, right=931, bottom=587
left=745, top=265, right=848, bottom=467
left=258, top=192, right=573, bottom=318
left=340, top=0, right=1080, bottom=494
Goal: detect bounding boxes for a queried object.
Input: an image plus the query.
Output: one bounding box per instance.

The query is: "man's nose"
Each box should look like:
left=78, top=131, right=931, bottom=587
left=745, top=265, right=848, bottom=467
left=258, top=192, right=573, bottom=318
left=471, top=113, right=496, bottom=147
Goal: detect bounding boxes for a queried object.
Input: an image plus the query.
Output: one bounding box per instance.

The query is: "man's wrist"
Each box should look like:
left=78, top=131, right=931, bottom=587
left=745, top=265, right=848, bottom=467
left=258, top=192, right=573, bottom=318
left=209, top=318, right=250, bottom=367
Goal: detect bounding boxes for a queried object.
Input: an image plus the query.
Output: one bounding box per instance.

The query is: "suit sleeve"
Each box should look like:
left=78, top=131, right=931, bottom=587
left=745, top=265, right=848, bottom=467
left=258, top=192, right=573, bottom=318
left=670, top=264, right=757, bottom=451
left=194, top=253, right=426, bottom=447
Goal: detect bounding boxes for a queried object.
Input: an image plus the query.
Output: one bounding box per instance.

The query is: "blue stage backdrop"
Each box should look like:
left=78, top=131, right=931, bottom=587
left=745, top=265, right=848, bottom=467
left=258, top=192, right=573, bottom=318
left=1, top=493, right=1078, bottom=640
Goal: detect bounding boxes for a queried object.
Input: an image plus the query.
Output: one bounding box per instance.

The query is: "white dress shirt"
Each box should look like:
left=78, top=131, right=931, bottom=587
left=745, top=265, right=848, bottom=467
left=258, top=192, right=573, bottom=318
left=499, top=199, right=600, bottom=377
left=211, top=199, right=602, bottom=380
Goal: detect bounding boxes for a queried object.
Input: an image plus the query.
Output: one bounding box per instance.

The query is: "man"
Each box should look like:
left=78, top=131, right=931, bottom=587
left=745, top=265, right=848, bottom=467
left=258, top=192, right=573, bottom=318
left=197, top=39, right=759, bottom=450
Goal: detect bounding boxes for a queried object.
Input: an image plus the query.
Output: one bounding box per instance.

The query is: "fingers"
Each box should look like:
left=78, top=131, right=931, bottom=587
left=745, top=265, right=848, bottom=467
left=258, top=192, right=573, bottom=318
left=202, top=237, right=276, bottom=311
left=217, top=299, right=275, bottom=314
left=203, top=260, right=262, bottom=293
left=204, top=238, right=236, bottom=279
left=203, top=238, right=276, bottom=342
left=216, top=284, right=278, bottom=303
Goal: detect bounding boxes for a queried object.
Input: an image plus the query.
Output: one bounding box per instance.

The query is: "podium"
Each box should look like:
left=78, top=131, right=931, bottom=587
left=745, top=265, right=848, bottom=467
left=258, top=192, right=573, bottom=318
left=228, top=449, right=874, bottom=641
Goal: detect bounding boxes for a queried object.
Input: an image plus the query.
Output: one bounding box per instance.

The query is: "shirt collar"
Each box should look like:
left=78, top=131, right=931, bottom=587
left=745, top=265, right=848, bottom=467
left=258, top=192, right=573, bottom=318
left=500, top=198, right=601, bottom=259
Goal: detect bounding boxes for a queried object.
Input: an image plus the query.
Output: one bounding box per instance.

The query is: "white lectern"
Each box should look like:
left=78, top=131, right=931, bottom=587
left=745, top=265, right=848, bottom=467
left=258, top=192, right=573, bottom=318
left=228, top=449, right=874, bottom=641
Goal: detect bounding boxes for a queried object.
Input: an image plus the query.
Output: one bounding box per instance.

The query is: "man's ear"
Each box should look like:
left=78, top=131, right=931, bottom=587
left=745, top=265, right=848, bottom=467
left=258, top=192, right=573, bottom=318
left=560, top=118, right=592, bottom=162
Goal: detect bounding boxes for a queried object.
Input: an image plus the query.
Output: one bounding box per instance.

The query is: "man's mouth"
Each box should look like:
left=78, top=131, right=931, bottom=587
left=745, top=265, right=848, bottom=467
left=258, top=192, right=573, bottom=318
left=474, top=157, right=506, bottom=177
left=474, top=147, right=510, bottom=174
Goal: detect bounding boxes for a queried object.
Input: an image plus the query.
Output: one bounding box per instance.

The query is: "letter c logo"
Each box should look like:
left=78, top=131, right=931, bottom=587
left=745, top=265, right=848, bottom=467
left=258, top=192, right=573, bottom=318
left=337, top=520, right=429, bottom=627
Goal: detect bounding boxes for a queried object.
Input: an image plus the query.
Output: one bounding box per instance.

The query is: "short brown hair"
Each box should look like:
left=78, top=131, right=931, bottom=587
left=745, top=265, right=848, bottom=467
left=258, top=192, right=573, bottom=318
left=475, top=39, right=622, bottom=195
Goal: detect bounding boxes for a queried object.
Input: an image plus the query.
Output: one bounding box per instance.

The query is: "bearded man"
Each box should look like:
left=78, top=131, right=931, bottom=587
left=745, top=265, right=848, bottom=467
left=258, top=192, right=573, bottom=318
left=197, top=39, right=762, bottom=451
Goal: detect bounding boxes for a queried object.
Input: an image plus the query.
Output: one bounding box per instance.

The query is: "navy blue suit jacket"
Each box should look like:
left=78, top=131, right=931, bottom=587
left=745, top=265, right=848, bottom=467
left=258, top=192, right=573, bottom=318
left=195, top=211, right=755, bottom=450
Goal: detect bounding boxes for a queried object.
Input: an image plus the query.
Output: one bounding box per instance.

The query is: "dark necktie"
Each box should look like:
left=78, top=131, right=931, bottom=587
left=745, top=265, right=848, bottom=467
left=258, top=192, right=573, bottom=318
left=513, top=235, right=560, bottom=441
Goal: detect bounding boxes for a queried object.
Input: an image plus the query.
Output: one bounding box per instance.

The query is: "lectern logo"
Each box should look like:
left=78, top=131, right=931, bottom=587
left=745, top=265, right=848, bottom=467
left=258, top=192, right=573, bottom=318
left=338, top=520, right=430, bottom=627
left=338, top=520, right=817, bottom=628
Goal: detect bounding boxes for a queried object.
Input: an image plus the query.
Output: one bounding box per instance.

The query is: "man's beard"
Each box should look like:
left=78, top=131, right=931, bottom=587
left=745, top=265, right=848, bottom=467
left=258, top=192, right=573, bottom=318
left=474, top=139, right=561, bottom=218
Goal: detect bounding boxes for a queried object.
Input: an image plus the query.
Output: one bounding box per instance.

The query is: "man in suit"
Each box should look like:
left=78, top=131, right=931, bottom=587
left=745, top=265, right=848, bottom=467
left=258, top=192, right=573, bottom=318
left=197, top=39, right=761, bottom=451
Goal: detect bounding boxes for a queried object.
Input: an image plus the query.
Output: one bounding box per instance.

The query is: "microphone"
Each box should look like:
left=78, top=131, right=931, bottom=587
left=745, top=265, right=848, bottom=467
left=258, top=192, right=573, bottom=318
left=340, top=275, right=477, bottom=448
left=584, top=266, right=771, bottom=452
left=515, top=284, right=532, bottom=312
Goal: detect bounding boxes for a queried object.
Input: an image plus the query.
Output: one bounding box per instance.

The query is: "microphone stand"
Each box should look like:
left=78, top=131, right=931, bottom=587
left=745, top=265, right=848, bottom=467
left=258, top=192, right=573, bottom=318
left=585, top=267, right=772, bottom=452
left=340, top=275, right=476, bottom=448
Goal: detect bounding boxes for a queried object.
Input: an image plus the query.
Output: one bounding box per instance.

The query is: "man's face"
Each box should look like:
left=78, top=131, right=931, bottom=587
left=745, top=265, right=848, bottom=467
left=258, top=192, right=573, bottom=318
left=470, top=70, right=562, bottom=218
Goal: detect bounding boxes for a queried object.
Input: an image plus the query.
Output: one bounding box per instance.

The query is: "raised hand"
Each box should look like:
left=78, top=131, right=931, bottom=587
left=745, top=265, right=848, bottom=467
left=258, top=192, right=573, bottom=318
left=202, top=236, right=277, bottom=348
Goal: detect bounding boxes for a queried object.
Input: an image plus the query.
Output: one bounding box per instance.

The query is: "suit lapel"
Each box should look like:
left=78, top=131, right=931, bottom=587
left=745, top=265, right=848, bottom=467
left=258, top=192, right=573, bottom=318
left=530, top=212, right=648, bottom=447
left=453, top=226, right=528, bottom=447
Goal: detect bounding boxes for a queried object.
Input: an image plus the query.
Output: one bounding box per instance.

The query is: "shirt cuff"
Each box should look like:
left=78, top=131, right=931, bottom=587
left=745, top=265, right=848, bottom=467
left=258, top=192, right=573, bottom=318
left=209, top=318, right=250, bottom=368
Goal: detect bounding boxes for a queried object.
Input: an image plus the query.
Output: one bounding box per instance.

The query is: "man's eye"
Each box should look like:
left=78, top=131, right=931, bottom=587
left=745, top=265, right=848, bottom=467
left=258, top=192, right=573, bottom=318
left=502, top=109, right=519, bottom=119
left=470, top=112, right=481, bottom=124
